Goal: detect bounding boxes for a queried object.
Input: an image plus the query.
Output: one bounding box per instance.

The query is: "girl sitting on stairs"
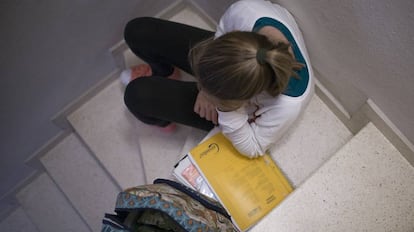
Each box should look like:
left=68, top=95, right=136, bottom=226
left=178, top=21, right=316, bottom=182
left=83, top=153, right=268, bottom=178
left=121, top=0, right=314, bottom=158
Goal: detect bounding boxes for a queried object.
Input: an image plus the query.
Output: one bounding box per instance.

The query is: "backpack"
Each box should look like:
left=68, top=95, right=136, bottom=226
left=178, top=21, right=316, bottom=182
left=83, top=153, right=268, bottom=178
left=102, top=179, right=237, bottom=232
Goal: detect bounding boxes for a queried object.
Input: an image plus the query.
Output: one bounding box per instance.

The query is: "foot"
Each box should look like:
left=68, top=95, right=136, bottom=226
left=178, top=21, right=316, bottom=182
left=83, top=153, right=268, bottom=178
left=120, top=64, right=181, bottom=85
left=167, top=67, right=181, bottom=80
left=158, top=123, right=177, bottom=133
left=130, top=64, right=153, bottom=81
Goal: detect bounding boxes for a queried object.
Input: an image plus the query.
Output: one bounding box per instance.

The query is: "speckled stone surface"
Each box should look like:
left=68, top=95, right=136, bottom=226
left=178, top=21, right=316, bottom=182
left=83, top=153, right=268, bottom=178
left=179, top=127, right=209, bottom=156
left=252, top=123, right=414, bottom=232
left=270, top=94, right=353, bottom=187
left=137, top=124, right=193, bottom=183
left=41, top=134, right=119, bottom=232
left=68, top=80, right=146, bottom=189
left=16, top=173, right=90, bottom=232
left=0, top=207, right=39, bottom=232
left=168, top=7, right=214, bottom=31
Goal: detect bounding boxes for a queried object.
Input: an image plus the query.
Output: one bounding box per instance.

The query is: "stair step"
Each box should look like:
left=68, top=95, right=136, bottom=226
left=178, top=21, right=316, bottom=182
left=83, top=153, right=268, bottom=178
left=168, top=6, right=214, bottom=31
left=138, top=125, right=208, bottom=183
left=270, top=94, right=353, bottom=187
left=252, top=123, right=414, bottom=231
left=68, top=79, right=146, bottom=189
left=41, top=133, right=119, bottom=232
left=138, top=124, right=193, bottom=183
left=179, top=127, right=209, bottom=155
left=0, top=207, right=39, bottom=232
left=16, top=173, right=90, bottom=232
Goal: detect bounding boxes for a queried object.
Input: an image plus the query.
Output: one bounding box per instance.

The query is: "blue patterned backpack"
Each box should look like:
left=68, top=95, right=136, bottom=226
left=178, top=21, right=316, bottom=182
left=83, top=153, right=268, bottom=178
left=102, top=179, right=237, bottom=232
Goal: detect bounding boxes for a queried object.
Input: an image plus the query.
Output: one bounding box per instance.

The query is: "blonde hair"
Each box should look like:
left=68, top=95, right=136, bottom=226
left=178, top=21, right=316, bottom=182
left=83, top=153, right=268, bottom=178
left=189, top=31, right=302, bottom=108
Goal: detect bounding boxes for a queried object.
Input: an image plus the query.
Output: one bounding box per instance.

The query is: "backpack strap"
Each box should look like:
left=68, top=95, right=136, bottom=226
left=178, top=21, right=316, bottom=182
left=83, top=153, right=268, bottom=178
left=102, top=215, right=130, bottom=232
left=153, top=178, right=231, bottom=220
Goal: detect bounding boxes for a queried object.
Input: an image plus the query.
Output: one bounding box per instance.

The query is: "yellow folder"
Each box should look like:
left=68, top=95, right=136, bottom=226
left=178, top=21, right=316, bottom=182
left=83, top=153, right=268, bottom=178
left=188, top=132, right=293, bottom=231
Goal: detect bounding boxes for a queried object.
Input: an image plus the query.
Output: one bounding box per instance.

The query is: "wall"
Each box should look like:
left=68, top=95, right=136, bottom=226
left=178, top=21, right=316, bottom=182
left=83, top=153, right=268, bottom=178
left=273, top=0, right=414, bottom=145
left=0, top=0, right=175, bottom=205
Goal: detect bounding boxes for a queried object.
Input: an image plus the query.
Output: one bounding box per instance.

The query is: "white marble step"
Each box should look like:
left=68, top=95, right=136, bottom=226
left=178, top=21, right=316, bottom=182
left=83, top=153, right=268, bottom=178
left=137, top=124, right=193, bottom=183
left=252, top=122, right=414, bottom=232
left=270, top=94, right=353, bottom=187
left=138, top=124, right=209, bottom=183
left=168, top=6, right=214, bottom=31
left=179, top=127, right=209, bottom=155
left=68, top=79, right=146, bottom=189
left=0, top=207, right=39, bottom=232
left=16, top=173, right=90, bottom=232
left=41, top=133, right=119, bottom=232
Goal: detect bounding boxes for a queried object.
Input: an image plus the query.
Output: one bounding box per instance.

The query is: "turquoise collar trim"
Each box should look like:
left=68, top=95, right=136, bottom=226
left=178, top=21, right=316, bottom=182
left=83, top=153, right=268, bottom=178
left=253, top=17, right=309, bottom=97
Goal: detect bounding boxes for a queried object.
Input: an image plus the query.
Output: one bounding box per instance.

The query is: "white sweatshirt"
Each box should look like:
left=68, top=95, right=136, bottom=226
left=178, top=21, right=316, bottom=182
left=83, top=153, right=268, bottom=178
left=215, top=0, right=314, bottom=158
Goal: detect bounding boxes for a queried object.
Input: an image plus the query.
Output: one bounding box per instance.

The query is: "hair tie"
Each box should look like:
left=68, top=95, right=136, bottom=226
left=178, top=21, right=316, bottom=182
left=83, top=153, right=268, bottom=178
left=256, top=48, right=267, bottom=65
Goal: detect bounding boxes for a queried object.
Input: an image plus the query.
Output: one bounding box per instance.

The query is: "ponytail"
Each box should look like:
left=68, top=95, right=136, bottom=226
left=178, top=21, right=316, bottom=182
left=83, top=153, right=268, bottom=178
left=257, top=42, right=303, bottom=96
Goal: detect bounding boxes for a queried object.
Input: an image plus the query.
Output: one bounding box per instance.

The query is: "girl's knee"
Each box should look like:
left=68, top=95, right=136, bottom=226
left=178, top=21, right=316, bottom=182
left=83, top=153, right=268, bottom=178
left=124, top=78, right=143, bottom=108
left=124, top=17, right=158, bottom=42
left=124, top=77, right=156, bottom=113
left=125, top=17, right=155, bottom=31
left=123, top=78, right=168, bottom=126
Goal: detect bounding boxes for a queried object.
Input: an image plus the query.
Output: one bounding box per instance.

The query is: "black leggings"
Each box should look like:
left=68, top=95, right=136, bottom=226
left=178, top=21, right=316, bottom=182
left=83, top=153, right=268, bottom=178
left=123, top=17, right=215, bottom=131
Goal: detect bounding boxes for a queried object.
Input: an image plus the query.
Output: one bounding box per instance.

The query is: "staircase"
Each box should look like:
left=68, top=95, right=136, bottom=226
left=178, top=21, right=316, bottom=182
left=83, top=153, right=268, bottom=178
left=1, top=4, right=413, bottom=232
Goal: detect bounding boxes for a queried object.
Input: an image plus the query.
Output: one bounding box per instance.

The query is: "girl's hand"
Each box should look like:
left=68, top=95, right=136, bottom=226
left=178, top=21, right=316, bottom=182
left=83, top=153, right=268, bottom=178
left=194, top=90, right=218, bottom=125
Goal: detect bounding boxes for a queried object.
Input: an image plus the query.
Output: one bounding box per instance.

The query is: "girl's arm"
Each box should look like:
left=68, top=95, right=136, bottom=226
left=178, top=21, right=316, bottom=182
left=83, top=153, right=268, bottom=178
left=218, top=99, right=301, bottom=158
